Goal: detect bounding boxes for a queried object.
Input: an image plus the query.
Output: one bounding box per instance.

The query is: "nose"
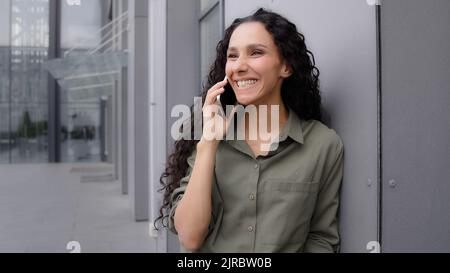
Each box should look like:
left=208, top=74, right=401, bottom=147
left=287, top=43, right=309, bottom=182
left=231, top=55, right=248, bottom=74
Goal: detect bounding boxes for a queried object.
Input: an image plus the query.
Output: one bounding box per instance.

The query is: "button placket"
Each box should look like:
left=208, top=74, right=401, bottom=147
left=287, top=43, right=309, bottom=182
left=247, top=160, right=259, bottom=251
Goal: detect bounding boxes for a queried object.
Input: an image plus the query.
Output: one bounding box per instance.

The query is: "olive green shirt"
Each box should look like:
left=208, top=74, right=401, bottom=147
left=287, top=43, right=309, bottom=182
left=169, top=108, right=344, bottom=253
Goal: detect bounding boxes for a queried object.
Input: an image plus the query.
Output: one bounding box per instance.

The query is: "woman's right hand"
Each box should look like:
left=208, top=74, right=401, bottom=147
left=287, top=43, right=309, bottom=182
left=201, top=76, right=237, bottom=143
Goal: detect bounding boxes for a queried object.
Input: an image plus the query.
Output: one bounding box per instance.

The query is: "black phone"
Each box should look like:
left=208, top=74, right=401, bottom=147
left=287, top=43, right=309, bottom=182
left=219, top=79, right=238, bottom=113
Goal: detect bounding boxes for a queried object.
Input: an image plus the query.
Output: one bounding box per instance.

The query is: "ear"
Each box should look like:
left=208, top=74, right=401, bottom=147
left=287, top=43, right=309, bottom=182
left=280, top=61, right=293, bottom=78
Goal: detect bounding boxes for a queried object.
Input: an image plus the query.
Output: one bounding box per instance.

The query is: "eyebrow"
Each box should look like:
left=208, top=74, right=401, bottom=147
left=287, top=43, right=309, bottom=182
left=227, top=44, right=269, bottom=52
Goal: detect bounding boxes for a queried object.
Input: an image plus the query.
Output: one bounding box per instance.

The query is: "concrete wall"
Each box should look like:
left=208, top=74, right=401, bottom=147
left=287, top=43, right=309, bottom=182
left=166, top=0, right=200, bottom=252
left=128, top=0, right=149, bottom=221
left=380, top=0, right=450, bottom=252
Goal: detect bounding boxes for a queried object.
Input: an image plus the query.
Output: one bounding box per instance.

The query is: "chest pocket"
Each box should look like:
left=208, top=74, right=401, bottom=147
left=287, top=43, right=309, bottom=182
left=257, top=179, right=320, bottom=246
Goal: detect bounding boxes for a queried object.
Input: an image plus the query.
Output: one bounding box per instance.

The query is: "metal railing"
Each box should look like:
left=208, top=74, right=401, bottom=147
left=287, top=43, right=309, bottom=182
left=65, top=11, right=129, bottom=57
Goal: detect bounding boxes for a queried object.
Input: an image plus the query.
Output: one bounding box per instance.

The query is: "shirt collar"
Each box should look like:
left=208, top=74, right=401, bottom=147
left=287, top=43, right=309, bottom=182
left=225, top=105, right=304, bottom=145
left=277, top=106, right=304, bottom=144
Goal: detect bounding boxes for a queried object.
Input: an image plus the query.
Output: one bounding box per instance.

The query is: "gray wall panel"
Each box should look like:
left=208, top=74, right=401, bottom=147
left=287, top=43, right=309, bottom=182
left=128, top=0, right=149, bottom=221
left=381, top=0, right=450, bottom=252
left=166, top=0, right=201, bottom=253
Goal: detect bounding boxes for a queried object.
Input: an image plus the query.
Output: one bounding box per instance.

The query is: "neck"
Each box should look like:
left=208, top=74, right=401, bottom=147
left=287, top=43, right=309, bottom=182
left=244, top=101, right=289, bottom=141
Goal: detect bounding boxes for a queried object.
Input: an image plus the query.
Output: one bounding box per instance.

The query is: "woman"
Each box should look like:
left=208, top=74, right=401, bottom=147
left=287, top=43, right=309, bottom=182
left=155, top=8, right=344, bottom=253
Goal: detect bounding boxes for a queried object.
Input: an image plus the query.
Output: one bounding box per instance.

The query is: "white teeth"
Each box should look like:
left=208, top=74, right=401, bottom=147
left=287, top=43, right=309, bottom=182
left=237, top=80, right=257, bottom=88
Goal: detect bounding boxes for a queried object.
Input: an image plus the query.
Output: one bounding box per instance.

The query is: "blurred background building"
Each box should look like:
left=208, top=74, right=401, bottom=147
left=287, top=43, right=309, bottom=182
left=0, top=0, right=449, bottom=253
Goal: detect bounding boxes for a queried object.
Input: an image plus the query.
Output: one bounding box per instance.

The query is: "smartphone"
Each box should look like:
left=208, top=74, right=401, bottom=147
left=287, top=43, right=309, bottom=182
left=217, top=77, right=238, bottom=113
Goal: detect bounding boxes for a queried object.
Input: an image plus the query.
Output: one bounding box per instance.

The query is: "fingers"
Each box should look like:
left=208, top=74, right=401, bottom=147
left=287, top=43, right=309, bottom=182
left=207, top=76, right=228, bottom=94
left=203, top=76, right=230, bottom=118
left=203, top=102, right=237, bottom=141
left=204, top=87, right=225, bottom=106
left=203, top=103, right=220, bottom=118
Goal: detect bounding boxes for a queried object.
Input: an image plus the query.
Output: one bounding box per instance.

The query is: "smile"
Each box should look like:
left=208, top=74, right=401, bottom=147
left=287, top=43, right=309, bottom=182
left=236, top=79, right=258, bottom=89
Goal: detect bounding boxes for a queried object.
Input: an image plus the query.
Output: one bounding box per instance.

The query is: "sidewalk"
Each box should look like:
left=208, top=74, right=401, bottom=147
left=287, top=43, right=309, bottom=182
left=0, top=163, right=155, bottom=253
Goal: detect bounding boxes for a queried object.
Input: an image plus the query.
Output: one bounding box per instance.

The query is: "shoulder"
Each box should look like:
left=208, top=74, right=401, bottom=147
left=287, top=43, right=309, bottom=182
left=302, top=120, right=344, bottom=184
left=301, top=119, right=344, bottom=155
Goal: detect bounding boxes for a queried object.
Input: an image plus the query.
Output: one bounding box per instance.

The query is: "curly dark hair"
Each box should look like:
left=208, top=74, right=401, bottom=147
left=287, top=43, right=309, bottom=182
left=154, top=7, right=322, bottom=229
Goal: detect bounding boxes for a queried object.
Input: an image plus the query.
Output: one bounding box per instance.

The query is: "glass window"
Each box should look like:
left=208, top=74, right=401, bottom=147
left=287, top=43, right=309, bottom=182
left=0, top=0, right=11, bottom=47
left=0, top=104, right=10, bottom=163
left=11, top=104, right=48, bottom=163
left=60, top=0, right=103, bottom=50
left=0, top=1, right=11, bottom=163
left=0, top=0, right=11, bottom=104
left=0, top=0, right=127, bottom=164
left=200, top=1, right=221, bottom=85
left=8, top=0, right=49, bottom=163
left=59, top=0, right=111, bottom=163
left=60, top=102, right=101, bottom=162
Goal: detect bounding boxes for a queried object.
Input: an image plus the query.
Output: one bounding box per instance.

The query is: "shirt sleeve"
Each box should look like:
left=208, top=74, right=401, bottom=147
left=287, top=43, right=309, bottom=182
left=303, top=135, right=344, bottom=253
left=167, top=146, right=217, bottom=236
left=168, top=147, right=197, bottom=235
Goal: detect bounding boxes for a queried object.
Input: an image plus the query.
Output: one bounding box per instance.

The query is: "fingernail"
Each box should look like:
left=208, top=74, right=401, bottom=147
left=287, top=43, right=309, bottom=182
left=223, top=75, right=228, bottom=82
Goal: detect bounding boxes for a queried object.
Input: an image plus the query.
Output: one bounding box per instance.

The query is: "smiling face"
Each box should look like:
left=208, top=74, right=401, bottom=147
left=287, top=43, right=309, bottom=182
left=225, top=21, right=292, bottom=106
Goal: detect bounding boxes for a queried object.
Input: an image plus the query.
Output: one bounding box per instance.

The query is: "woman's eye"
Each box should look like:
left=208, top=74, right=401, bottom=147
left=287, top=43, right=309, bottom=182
left=227, top=51, right=262, bottom=58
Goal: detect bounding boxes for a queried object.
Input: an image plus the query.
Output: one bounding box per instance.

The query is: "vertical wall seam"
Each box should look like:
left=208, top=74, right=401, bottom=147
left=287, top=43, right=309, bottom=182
left=375, top=4, right=383, bottom=252
left=8, top=1, right=12, bottom=163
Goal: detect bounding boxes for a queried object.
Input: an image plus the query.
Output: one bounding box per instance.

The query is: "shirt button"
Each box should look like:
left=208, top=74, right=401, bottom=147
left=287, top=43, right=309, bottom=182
left=249, top=194, right=255, bottom=201
left=248, top=226, right=254, bottom=232
left=254, top=164, right=259, bottom=169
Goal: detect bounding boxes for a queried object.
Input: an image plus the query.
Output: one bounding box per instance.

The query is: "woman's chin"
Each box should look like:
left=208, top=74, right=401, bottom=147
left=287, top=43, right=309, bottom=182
left=236, top=100, right=250, bottom=107
left=236, top=96, right=257, bottom=106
